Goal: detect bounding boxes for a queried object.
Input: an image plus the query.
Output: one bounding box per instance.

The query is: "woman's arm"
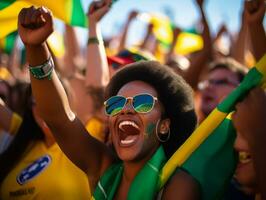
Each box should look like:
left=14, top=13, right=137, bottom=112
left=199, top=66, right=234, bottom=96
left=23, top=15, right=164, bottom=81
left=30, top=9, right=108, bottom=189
left=231, top=4, right=249, bottom=64
left=245, top=0, right=266, bottom=61
left=17, top=6, right=114, bottom=183
left=183, top=0, right=212, bottom=90
left=161, top=170, right=201, bottom=200
left=85, top=0, right=111, bottom=88
left=117, top=10, right=138, bottom=52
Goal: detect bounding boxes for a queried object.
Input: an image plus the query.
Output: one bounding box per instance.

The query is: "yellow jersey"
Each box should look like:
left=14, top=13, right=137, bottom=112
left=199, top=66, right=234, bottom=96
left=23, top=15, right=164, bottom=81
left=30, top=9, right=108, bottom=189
left=0, top=141, right=91, bottom=200
left=0, top=113, right=91, bottom=199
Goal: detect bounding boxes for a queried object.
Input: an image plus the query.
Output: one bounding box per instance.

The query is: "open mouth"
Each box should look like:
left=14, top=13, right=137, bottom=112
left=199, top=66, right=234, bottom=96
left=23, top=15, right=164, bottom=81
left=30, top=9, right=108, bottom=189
left=118, top=120, right=140, bottom=146
left=238, top=151, right=252, bottom=164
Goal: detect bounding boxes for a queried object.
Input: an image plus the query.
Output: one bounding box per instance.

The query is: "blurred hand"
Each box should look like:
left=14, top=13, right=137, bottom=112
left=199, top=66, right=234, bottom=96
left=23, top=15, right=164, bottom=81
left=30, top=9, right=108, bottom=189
left=87, top=0, right=112, bottom=23
left=244, top=0, right=265, bottom=23
left=173, top=26, right=182, bottom=37
left=232, top=87, right=266, bottom=147
left=127, top=10, right=138, bottom=21
left=196, top=0, right=205, bottom=8
left=219, top=24, right=228, bottom=33
left=18, top=6, right=54, bottom=46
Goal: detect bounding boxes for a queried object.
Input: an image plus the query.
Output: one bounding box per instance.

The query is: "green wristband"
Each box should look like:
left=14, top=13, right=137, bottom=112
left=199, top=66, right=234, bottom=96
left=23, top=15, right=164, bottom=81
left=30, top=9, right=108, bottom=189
left=29, top=57, right=54, bottom=80
left=87, top=37, right=100, bottom=45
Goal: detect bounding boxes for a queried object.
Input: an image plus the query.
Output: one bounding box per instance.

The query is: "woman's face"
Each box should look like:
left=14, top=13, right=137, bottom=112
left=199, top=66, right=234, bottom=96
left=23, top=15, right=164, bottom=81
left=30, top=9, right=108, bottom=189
left=234, top=131, right=257, bottom=194
left=108, top=81, right=164, bottom=162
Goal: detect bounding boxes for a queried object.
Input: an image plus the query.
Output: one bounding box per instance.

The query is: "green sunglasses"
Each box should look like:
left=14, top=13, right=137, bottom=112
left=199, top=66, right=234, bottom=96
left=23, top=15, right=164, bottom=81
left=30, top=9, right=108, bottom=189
left=104, top=93, right=158, bottom=116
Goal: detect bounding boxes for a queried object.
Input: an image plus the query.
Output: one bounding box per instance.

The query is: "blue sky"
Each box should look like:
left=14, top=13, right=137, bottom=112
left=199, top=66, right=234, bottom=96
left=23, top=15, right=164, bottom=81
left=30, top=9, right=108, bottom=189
left=72, top=0, right=265, bottom=47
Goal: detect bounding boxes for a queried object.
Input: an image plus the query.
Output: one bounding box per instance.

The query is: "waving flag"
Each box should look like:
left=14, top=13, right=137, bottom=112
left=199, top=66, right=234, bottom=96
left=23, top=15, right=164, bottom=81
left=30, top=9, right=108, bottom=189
left=158, top=54, right=266, bottom=200
left=0, top=31, right=18, bottom=54
left=174, top=31, right=203, bottom=55
left=0, top=0, right=87, bottom=38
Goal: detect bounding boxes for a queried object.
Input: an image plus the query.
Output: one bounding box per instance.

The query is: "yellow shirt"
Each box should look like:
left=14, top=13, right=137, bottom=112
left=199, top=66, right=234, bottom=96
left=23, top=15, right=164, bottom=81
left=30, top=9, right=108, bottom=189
left=1, top=114, right=91, bottom=199
left=86, top=117, right=105, bottom=142
left=0, top=141, right=91, bottom=200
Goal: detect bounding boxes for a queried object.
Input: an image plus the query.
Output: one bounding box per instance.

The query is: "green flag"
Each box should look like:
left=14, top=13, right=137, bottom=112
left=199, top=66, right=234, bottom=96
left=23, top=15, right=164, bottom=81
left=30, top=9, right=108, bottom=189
left=159, top=54, right=266, bottom=200
left=0, top=0, right=87, bottom=39
left=0, top=31, right=17, bottom=54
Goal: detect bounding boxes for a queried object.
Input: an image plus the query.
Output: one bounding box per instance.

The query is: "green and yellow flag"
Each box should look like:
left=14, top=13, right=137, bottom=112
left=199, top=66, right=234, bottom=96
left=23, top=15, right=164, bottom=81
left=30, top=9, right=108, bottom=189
left=0, top=31, right=17, bottom=54
left=174, top=31, right=203, bottom=55
left=0, top=0, right=87, bottom=39
left=158, top=54, right=266, bottom=200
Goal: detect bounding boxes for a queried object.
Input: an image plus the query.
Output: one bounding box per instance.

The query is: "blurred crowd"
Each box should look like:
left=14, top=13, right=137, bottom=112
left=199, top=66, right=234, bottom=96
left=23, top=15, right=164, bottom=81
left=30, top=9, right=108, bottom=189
left=0, top=0, right=265, bottom=199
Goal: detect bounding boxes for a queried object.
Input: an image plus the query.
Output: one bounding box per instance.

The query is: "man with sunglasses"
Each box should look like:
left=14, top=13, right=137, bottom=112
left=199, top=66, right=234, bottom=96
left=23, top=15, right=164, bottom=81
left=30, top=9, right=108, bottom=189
left=198, top=57, right=248, bottom=122
left=198, top=57, right=254, bottom=199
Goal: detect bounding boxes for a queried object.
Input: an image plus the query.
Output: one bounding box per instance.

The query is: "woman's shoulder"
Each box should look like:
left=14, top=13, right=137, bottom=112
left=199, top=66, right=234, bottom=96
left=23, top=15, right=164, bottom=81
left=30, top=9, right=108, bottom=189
left=160, top=169, right=201, bottom=200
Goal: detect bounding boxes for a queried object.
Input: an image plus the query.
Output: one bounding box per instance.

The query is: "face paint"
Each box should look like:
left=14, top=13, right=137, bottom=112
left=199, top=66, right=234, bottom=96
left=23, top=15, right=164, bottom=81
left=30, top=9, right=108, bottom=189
left=145, top=123, right=156, bottom=136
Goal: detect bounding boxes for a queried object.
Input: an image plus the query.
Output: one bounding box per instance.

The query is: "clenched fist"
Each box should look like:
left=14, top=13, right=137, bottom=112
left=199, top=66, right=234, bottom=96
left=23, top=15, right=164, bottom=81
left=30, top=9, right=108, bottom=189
left=18, top=6, right=54, bottom=46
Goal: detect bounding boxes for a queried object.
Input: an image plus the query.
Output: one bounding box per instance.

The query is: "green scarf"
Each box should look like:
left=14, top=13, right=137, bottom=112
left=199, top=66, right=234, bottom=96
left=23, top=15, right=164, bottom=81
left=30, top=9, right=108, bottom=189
left=93, top=146, right=166, bottom=200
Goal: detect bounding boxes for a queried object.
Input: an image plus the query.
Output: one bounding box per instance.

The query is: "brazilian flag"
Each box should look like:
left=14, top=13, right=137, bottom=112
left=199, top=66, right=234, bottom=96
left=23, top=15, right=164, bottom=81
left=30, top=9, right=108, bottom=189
left=0, top=31, right=17, bottom=54
left=0, top=0, right=87, bottom=39
left=158, top=54, right=266, bottom=200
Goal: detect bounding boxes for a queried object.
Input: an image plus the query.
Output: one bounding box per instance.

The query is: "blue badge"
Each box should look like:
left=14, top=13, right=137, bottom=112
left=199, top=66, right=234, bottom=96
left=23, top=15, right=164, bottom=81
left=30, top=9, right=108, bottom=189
left=17, top=155, right=51, bottom=185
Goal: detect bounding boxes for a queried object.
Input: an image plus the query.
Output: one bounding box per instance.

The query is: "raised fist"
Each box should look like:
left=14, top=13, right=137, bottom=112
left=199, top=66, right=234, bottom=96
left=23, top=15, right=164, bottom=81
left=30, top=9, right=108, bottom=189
left=244, top=0, right=265, bottom=23
left=18, top=6, right=54, bottom=46
left=87, top=0, right=112, bottom=23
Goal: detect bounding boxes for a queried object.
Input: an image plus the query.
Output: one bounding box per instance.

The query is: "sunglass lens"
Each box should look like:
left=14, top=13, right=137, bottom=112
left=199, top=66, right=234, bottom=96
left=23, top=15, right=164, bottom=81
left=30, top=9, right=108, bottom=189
left=133, top=94, right=154, bottom=113
left=105, top=96, right=126, bottom=116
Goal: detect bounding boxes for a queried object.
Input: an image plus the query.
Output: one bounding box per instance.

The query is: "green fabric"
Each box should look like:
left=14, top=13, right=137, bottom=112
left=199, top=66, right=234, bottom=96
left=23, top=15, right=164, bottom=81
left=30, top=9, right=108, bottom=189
left=218, top=67, right=263, bottom=113
left=0, top=0, right=16, bottom=10
left=182, top=118, right=237, bottom=200
left=2, top=31, right=17, bottom=54
left=70, top=0, right=88, bottom=27
left=180, top=66, right=264, bottom=200
left=93, top=146, right=166, bottom=200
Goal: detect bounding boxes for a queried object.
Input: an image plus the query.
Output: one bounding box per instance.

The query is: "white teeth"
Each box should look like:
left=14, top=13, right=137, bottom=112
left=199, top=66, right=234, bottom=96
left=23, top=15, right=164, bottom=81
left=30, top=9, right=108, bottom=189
left=121, top=139, right=135, bottom=145
left=118, top=120, right=140, bottom=131
left=239, top=151, right=252, bottom=164
left=121, top=135, right=138, bottom=145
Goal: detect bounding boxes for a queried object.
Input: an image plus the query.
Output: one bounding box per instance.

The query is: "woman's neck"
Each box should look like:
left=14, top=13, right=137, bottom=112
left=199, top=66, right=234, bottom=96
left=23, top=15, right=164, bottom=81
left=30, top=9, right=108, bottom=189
left=122, top=146, right=159, bottom=182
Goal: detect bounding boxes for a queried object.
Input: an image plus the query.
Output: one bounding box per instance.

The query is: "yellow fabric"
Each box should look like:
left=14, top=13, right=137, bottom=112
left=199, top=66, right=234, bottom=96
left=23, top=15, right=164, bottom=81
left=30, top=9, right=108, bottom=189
left=0, top=1, right=27, bottom=39
left=8, top=113, right=23, bottom=135
left=150, top=13, right=173, bottom=46
left=0, top=37, right=5, bottom=48
left=174, top=32, right=203, bottom=55
left=25, top=0, right=71, bottom=22
left=0, top=67, right=12, bottom=81
left=0, top=141, right=91, bottom=200
left=0, top=0, right=87, bottom=39
left=85, top=117, right=105, bottom=142
left=47, top=31, right=65, bottom=58
left=0, top=1, right=66, bottom=38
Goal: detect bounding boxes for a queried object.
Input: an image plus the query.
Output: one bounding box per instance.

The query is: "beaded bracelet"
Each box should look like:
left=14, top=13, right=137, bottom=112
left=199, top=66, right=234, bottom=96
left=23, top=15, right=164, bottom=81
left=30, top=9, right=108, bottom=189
left=87, top=37, right=100, bottom=45
left=29, top=57, right=54, bottom=80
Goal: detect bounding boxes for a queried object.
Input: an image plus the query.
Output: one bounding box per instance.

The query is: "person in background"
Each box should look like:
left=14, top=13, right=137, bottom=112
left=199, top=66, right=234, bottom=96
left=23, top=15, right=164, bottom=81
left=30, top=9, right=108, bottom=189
left=225, top=0, right=266, bottom=199
left=0, top=84, right=91, bottom=199
left=232, top=87, right=266, bottom=200
left=198, top=57, right=248, bottom=123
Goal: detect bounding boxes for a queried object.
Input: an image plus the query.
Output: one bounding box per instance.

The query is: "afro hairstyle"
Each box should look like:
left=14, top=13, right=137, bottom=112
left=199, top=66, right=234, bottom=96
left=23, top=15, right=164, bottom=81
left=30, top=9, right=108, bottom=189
left=105, top=61, right=197, bottom=159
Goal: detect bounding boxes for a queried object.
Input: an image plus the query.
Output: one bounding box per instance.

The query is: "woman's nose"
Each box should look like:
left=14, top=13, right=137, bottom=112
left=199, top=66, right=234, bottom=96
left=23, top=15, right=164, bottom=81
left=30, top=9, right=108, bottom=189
left=120, top=99, right=135, bottom=114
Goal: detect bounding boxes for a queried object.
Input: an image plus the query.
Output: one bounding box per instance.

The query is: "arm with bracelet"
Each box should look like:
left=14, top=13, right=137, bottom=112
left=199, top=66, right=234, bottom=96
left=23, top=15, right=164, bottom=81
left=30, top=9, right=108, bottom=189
left=18, top=6, right=115, bottom=191
left=85, top=0, right=111, bottom=89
